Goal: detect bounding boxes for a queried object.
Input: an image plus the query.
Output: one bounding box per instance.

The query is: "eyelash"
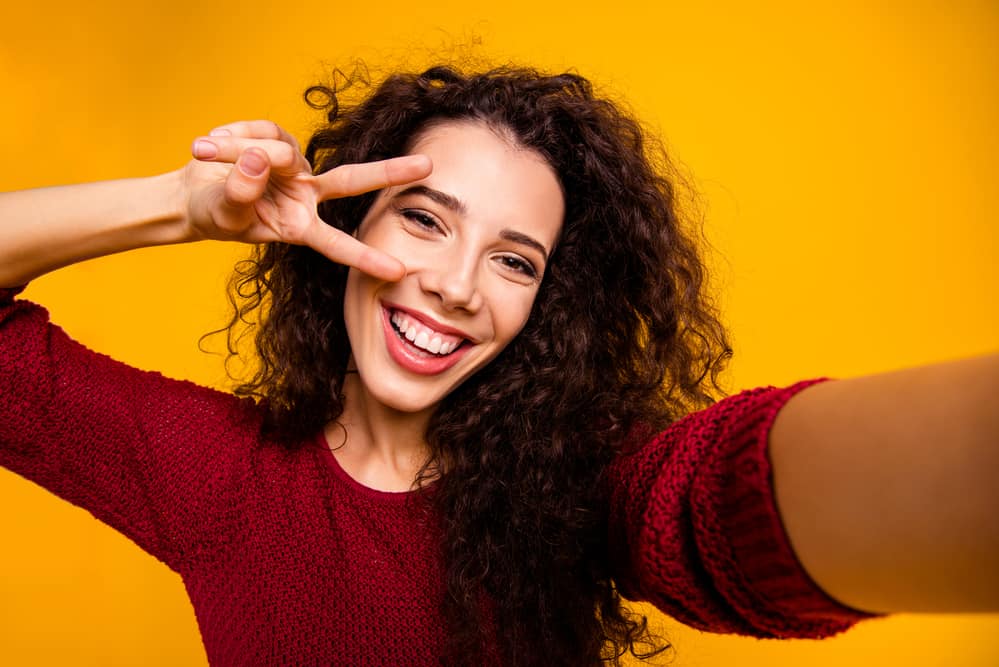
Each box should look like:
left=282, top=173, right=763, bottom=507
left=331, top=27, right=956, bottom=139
left=401, top=209, right=441, bottom=232
left=398, top=208, right=539, bottom=280
left=497, top=255, right=538, bottom=279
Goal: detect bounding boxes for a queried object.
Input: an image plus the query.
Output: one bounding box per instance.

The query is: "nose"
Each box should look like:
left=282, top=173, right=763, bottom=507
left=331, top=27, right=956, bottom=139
left=417, top=252, right=483, bottom=313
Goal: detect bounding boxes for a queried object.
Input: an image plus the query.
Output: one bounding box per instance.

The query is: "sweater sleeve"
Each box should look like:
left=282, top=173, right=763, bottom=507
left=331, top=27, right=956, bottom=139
left=605, top=380, right=883, bottom=638
left=0, top=286, right=262, bottom=574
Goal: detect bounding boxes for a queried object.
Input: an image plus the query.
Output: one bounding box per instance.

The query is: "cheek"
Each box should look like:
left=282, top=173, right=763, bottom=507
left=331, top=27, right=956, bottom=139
left=491, top=288, right=540, bottom=344
left=342, top=269, right=378, bottom=333
left=342, top=271, right=360, bottom=333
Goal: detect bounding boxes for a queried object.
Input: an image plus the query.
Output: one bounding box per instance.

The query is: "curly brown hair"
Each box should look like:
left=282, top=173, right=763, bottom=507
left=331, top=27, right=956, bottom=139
left=222, top=64, right=731, bottom=665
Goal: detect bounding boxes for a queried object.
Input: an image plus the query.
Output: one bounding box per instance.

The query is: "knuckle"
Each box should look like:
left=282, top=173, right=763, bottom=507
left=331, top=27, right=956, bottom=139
left=273, top=143, right=297, bottom=169
left=321, top=229, right=342, bottom=254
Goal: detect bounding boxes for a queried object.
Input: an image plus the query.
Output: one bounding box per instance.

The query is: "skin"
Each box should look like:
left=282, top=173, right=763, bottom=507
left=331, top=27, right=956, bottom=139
left=770, top=356, right=999, bottom=612
left=0, top=120, right=432, bottom=288
left=335, top=121, right=565, bottom=491
left=0, top=116, right=994, bottom=612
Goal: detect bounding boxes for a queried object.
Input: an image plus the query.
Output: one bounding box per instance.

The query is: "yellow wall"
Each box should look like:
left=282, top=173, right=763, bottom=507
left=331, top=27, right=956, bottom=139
left=2, top=0, right=997, bottom=664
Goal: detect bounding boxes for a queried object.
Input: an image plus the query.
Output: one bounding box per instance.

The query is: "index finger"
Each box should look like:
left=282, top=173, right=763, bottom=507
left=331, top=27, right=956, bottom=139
left=301, top=220, right=406, bottom=282
left=315, top=155, right=432, bottom=200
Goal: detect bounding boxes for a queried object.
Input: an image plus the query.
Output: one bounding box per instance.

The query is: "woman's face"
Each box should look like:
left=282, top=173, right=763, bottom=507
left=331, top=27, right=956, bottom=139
left=343, top=120, right=565, bottom=415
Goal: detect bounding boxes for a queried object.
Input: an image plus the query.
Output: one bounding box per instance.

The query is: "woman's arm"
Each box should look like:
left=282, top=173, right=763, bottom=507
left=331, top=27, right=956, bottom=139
left=0, top=172, right=191, bottom=287
left=605, top=380, right=878, bottom=639
left=0, top=120, right=431, bottom=287
left=770, top=355, right=999, bottom=613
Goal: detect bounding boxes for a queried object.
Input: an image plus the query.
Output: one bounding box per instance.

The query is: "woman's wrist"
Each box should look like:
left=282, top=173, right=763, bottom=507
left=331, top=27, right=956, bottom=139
left=0, top=169, right=201, bottom=286
left=144, top=168, right=201, bottom=246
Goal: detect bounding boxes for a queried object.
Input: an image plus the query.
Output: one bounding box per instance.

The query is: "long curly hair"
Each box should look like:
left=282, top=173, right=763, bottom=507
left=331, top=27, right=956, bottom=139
left=222, top=64, right=731, bottom=665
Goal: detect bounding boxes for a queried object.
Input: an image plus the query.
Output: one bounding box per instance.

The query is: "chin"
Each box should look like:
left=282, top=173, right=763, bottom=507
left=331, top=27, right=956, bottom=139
left=380, top=391, right=441, bottom=416
left=354, top=370, right=449, bottom=416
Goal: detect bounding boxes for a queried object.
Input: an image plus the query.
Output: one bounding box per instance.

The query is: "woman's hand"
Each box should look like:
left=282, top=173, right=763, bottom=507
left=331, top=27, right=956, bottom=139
left=184, top=120, right=431, bottom=281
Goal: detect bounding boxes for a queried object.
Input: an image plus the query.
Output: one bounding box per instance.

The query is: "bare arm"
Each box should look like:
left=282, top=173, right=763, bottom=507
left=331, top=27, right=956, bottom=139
left=0, top=172, right=191, bottom=287
left=769, top=355, right=999, bottom=613
left=0, top=120, right=431, bottom=287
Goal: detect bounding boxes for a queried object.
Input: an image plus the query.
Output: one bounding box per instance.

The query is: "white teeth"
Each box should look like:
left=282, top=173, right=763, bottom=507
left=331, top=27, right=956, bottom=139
left=389, top=308, right=465, bottom=356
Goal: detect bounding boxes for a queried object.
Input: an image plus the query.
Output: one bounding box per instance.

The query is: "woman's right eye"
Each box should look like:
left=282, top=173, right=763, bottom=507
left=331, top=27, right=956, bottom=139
left=401, top=209, right=442, bottom=233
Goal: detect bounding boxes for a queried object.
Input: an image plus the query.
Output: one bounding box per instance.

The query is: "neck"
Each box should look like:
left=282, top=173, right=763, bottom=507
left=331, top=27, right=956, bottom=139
left=328, top=372, right=435, bottom=492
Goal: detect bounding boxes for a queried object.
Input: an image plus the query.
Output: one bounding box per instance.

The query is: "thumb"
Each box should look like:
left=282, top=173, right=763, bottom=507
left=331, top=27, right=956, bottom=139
left=222, top=148, right=271, bottom=210
left=207, top=148, right=272, bottom=235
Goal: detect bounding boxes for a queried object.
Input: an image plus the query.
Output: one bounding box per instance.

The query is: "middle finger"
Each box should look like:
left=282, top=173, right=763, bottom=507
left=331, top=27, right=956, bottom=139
left=315, top=155, right=432, bottom=200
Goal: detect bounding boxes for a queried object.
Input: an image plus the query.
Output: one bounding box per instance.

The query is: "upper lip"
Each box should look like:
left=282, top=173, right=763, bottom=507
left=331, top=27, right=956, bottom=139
left=383, top=301, right=479, bottom=343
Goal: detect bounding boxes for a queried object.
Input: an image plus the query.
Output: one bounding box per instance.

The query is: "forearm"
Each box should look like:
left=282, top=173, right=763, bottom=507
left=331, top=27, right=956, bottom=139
left=0, top=169, right=194, bottom=287
left=769, top=355, right=999, bottom=613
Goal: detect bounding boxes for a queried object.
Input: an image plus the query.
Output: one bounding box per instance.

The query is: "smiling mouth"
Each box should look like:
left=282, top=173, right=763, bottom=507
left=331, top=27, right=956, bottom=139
left=389, top=310, right=467, bottom=357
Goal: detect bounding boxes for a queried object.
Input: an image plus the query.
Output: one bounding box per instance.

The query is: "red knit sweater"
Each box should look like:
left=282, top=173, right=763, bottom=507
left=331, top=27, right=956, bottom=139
left=0, top=287, right=876, bottom=665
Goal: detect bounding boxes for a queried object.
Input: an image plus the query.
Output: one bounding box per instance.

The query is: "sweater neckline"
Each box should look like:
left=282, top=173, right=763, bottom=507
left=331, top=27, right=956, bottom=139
left=314, top=430, right=423, bottom=503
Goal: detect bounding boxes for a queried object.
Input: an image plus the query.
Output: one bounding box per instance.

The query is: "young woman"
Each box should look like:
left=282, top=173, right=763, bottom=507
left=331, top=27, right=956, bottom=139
left=1, top=66, right=996, bottom=665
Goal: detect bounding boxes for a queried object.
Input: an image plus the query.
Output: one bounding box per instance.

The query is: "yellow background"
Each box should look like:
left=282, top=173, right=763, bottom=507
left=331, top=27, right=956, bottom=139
left=2, top=0, right=997, bottom=664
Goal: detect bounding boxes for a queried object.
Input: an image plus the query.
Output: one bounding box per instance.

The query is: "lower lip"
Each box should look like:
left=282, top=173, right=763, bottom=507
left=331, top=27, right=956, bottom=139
left=381, top=307, right=472, bottom=375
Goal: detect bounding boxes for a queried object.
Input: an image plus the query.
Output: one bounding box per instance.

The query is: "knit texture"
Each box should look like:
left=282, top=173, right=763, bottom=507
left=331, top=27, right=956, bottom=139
left=0, top=287, right=876, bottom=665
left=605, top=382, right=876, bottom=638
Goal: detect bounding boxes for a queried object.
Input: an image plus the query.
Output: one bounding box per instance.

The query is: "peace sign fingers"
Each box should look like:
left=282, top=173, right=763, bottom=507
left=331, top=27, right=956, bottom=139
left=314, top=155, right=432, bottom=200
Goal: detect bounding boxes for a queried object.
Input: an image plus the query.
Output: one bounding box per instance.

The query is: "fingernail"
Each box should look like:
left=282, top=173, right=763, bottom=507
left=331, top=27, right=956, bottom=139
left=239, top=150, right=267, bottom=176
left=192, top=140, right=217, bottom=159
left=209, top=128, right=232, bottom=137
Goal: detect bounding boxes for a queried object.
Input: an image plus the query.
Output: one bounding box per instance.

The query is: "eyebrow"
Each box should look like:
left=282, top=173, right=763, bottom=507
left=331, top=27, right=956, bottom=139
left=394, top=185, right=550, bottom=262
left=499, top=229, right=549, bottom=263
left=396, top=185, right=467, bottom=215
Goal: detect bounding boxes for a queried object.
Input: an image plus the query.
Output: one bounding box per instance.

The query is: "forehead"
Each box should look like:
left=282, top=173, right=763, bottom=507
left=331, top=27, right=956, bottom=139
left=395, top=120, right=565, bottom=249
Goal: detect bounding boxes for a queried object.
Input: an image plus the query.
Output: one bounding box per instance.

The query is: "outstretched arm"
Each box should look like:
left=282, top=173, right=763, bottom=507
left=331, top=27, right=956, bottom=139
left=0, top=120, right=431, bottom=287
left=770, top=354, right=999, bottom=613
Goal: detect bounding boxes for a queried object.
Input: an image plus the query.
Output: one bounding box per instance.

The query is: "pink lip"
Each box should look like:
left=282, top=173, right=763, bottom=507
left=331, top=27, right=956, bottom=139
left=380, top=305, right=474, bottom=376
